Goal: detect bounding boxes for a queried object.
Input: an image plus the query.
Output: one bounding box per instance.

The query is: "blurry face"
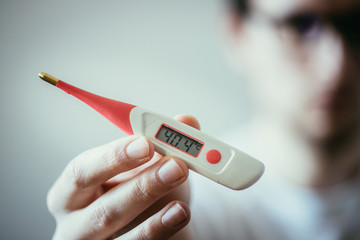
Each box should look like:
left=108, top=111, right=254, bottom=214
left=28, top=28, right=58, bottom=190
left=230, top=0, right=360, bottom=143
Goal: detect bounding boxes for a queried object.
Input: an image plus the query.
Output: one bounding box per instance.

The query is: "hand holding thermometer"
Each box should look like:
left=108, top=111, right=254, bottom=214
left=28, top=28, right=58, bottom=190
left=38, top=72, right=264, bottom=190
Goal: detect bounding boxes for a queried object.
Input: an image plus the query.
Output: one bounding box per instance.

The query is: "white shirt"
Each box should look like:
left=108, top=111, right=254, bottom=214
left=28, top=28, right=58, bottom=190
left=189, top=128, right=360, bottom=240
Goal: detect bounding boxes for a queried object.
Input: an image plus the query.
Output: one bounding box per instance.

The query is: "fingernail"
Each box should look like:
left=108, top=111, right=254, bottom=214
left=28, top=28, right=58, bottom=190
left=162, top=203, right=188, bottom=228
left=158, top=159, right=184, bottom=184
left=126, top=137, right=149, bottom=160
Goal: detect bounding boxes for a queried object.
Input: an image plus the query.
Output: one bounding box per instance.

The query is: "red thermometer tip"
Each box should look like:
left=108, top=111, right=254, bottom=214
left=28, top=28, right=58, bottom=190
left=38, top=72, right=136, bottom=135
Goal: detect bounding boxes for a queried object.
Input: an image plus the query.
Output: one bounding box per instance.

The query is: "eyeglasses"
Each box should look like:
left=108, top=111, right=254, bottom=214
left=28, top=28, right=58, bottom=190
left=248, top=8, right=360, bottom=46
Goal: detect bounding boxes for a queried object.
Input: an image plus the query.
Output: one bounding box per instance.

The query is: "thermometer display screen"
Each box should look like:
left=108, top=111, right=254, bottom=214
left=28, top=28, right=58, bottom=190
left=156, top=125, right=203, bottom=157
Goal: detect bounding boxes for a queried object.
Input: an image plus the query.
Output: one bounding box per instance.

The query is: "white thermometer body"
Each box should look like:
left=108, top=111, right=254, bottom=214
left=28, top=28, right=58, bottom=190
left=130, top=107, right=264, bottom=190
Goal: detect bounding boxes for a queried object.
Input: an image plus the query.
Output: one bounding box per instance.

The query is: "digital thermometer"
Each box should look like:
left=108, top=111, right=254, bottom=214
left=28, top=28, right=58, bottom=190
left=39, top=72, right=264, bottom=190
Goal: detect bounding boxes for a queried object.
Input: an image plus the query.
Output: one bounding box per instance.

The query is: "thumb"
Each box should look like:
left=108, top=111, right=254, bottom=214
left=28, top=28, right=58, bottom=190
left=173, top=114, right=201, bottom=131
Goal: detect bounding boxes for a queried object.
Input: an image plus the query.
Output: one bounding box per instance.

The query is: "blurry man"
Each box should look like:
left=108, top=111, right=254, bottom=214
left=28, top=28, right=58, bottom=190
left=47, top=0, right=360, bottom=239
left=190, top=0, right=360, bottom=239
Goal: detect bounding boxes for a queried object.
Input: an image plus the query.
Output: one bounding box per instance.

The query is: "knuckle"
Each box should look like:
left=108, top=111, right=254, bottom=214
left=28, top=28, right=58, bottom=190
left=110, top=145, right=128, bottom=166
left=103, top=142, right=133, bottom=170
left=133, top=175, right=158, bottom=203
left=67, top=158, right=87, bottom=190
left=91, top=204, right=117, bottom=230
left=136, top=219, right=168, bottom=240
left=136, top=227, right=152, bottom=240
left=46, top=186, right=57, bottom=215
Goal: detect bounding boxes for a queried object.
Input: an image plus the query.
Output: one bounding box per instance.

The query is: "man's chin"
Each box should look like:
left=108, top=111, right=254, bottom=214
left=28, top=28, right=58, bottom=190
left=299, top=110, right=360, bottom=150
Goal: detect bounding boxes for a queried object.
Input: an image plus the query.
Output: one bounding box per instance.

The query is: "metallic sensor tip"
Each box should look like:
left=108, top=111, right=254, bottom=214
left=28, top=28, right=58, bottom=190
left=38, top=72, right=59, bottom=86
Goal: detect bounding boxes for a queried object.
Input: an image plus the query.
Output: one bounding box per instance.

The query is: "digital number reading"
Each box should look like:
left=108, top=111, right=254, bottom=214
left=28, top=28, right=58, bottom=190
left=156, top=125, right=203, bottom=157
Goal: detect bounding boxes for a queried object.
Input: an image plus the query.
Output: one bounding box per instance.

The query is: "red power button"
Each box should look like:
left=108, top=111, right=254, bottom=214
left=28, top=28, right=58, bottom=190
left=206, top=149, right=222, bottom=164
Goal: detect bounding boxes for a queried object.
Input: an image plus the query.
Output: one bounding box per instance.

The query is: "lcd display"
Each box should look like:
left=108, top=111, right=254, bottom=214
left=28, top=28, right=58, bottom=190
left=156, top=125, right=203, bottom=157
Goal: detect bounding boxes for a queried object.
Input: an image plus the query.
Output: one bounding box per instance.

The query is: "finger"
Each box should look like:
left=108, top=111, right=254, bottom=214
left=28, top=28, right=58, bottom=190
left=47, top=135, right=155, bottom=213
left=74, top=156, right=189, bottom=239
left=174, top=114, right=201, bottom=130
left=116, top=201, right=190, bottom=240
left=109, top=179, right=191, bottom=237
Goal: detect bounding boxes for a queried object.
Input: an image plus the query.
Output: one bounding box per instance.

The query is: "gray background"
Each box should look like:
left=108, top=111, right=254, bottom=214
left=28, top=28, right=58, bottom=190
left=0, top=0, right=249, bottom=238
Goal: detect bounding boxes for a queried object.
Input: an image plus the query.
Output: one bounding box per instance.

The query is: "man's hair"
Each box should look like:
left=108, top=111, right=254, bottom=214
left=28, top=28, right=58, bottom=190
left=227, top=0, right=249, bottom=15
